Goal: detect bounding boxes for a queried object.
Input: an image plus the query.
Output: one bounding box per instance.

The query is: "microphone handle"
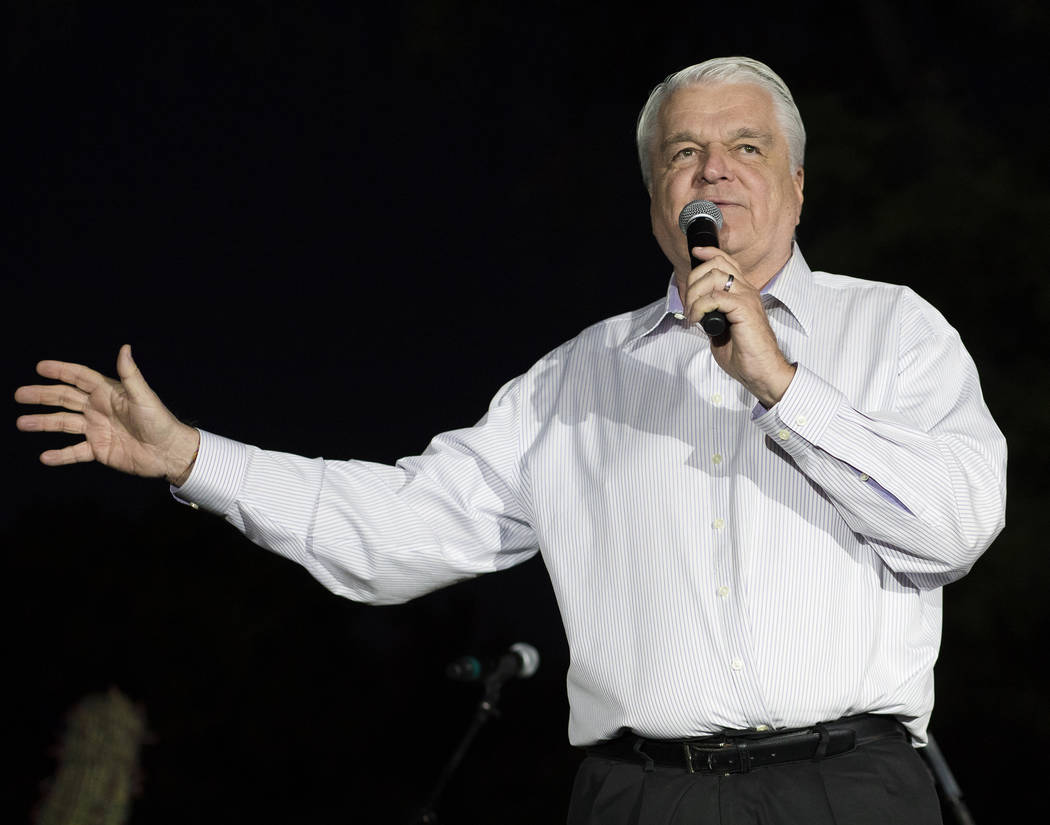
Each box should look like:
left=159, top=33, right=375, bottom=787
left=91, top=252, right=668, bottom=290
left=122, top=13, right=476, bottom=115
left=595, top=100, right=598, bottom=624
left=487, top=652, right=523, bottom=686
left=686, top=221, right=728, bottom=336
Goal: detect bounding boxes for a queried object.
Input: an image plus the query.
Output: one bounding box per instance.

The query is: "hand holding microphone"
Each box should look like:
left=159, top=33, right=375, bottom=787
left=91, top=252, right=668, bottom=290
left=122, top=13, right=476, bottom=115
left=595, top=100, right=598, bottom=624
left=678, top=199, right=728, bottom=336
left=676, top=200, right=796, bottom=407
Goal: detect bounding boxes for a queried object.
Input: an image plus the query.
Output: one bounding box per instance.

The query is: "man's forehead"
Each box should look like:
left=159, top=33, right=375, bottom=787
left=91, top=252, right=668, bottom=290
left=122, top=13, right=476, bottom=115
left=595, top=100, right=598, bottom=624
left=659, top=81, right=777, bottom=131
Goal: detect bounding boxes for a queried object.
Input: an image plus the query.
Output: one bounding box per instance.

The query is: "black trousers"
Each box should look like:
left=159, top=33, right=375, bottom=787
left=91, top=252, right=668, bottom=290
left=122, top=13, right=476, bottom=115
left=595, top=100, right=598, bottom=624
left=567, top=736, right=942, bottom=825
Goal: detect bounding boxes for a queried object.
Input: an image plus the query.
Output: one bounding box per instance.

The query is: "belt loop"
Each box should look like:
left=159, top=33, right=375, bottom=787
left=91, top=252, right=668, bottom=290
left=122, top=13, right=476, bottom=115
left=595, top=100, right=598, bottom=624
left=632, top=737, right=656, bottom=772
left=737, top=740, right=752, bottom=773
left=682, top=743, right=696, bottom=774
left=813, top=724, right=831, bottom=761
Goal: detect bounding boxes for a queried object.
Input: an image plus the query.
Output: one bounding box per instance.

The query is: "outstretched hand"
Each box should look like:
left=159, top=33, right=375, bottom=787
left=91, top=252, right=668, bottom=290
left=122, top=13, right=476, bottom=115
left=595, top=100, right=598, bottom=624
left=15, top=344, right=200, bottom=485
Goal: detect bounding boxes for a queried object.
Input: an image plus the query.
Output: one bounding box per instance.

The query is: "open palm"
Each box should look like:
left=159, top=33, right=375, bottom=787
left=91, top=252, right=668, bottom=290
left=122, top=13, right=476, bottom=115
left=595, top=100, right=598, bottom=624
left=15, top=345, right=199, bottom=484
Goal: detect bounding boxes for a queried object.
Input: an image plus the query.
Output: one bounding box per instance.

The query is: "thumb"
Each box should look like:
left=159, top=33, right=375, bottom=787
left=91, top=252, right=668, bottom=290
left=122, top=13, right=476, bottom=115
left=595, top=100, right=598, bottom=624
left=116, top=344, right=153, bottom=399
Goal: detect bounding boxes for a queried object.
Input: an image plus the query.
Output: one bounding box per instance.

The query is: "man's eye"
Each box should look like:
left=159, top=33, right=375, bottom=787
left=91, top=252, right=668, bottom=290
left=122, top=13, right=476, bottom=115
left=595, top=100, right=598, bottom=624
left=738, top=144, right=759, bottom=154
left=673, top=148, right=696, bottom=161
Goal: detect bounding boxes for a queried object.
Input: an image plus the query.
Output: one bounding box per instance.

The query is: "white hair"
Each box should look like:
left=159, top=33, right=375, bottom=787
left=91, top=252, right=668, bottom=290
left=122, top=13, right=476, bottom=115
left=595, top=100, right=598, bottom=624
left=635, top=56, right=806, bottom=191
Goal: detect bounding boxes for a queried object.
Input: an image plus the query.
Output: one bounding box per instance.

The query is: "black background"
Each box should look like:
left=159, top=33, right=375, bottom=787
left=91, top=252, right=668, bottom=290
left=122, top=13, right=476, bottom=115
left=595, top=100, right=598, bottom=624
left=5, top=1, right=1049, bottom=822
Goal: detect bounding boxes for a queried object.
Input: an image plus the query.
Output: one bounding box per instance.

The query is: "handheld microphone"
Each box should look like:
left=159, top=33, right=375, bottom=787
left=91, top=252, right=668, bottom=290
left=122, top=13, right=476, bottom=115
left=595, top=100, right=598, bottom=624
left=445, top=642, right=540, bottom=685
left=678, top=200, right=727, bottom=336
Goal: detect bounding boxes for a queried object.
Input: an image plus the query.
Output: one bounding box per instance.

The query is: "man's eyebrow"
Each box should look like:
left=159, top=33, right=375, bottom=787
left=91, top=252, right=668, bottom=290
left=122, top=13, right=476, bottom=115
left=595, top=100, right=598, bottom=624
left=728, top=127, right=774, bottom=144
left=660, top=130, right=700, bottom=151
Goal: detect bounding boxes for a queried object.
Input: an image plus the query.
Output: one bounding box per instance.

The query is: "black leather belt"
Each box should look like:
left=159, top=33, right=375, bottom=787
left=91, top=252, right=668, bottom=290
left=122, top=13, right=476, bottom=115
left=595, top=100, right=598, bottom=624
left=586, top=715, right=905, bottom=775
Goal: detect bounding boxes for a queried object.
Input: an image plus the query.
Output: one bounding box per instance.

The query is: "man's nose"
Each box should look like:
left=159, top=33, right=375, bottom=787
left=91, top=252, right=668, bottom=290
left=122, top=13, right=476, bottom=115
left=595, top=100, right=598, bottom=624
left=696, top=146, right=734, bottom=184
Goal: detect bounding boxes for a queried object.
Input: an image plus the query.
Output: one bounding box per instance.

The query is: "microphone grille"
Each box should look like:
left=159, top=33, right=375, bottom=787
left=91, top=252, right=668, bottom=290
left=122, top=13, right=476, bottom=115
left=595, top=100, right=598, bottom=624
left=510, top=642, right=540, bottom=679
left=678, top=200, right=724, bottom=235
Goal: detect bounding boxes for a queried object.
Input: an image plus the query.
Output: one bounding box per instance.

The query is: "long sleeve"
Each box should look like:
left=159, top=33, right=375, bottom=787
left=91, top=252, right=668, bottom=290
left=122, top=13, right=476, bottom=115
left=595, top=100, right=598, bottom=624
left=174, top=378, right=539, bottom=605
left=753, top=288, right=1006, bottom=586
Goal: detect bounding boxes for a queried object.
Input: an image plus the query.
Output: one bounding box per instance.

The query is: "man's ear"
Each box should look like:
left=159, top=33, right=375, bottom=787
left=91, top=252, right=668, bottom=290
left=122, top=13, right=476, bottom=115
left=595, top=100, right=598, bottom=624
left=794, top=166, right=805, bottom=222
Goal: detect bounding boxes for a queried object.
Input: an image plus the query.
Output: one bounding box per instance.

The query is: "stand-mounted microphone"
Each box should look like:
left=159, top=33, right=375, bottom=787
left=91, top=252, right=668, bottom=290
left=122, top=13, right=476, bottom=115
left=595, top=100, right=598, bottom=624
left=415, top=642, right=541, bottom=824
left=678, top=200, right=727, bottom=336
left=445, top=642, right=540, bottom=684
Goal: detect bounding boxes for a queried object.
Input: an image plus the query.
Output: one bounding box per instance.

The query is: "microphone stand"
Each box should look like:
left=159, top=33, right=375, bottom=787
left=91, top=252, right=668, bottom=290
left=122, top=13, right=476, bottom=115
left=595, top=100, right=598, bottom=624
left=920, top=732, right=977, bottom=825
left=410, top=668, right=512, bottom=824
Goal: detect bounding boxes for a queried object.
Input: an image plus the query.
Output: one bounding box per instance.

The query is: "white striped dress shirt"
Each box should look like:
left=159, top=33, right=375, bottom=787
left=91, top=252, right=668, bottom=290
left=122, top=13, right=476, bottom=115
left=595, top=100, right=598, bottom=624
left=175, top=244, right=1006, bottom=746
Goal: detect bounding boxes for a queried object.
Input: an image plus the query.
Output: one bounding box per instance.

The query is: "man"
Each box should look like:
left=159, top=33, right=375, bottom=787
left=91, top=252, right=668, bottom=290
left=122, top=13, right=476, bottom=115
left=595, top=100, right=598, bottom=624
left=16, top=57, right=1006, bottom=824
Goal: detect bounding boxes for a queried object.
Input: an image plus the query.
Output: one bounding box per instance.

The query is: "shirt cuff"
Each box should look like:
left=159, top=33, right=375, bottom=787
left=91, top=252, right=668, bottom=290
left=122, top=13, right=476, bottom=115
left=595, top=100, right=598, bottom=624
left=169, top=429, right=249, bottom=516
left=751, top=364, right=845, bottom=454
left=751, top=366, right=915, bottom=513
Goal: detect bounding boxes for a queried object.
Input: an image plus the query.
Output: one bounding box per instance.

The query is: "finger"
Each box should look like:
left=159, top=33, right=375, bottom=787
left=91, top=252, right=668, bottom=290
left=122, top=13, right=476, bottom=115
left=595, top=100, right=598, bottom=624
left=16, top=411, right=87, bottom=435
left=688, top=247, right=742, bottom=272
left=687, top=258, right=742, bottom=293
left=686, top=292, right=736, bottom=326
left=35, top=359, right=107, bottom=394
left=115, top=344, right=155, bottom=401
left=689, top=246, right=727, bottom=262
left=14, top=383, right=90, bottom=411
left=684, top=275, right=748, bottom=325
left=39, top=441, right=97, bottom=467
left=684, top=267, right=737, bottom=309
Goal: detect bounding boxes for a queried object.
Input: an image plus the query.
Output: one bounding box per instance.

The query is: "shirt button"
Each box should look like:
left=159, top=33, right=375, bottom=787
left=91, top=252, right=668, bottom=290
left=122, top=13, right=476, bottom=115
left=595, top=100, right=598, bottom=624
left=712, top=518, right=725, bottom=530
left=712, top=453, right=723, bottom=465
left=858, top=473, right=870, bottom=482
left=795, top=415, right=807, bottom=427
left=717, top=585, right=730, bottom=598
left=673, top=312, right=685, bottom=320
left=731, top=658, right=744, bottom=671
left=777, top=429, right=790, bottom=441
left=712, top=393, right=723, bottom=406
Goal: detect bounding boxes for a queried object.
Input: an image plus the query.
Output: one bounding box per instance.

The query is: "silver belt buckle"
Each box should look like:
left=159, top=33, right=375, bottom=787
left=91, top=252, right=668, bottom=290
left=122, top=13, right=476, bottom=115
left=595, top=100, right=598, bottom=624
left=683, top=740, right=731, bottom=774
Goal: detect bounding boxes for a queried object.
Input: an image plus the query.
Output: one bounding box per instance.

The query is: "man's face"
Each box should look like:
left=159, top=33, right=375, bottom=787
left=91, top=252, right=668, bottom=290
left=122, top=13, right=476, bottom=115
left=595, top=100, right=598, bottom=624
left=648, top=82, right=804, bottom=286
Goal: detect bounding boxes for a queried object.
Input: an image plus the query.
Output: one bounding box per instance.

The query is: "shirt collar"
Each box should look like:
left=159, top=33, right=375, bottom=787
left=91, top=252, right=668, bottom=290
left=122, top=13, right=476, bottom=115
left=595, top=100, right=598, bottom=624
left=762, top=243, right=816, bottom=336
left=623, top=284, right=681, bottom=343
left=626, top=242, right=816, bottom=343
